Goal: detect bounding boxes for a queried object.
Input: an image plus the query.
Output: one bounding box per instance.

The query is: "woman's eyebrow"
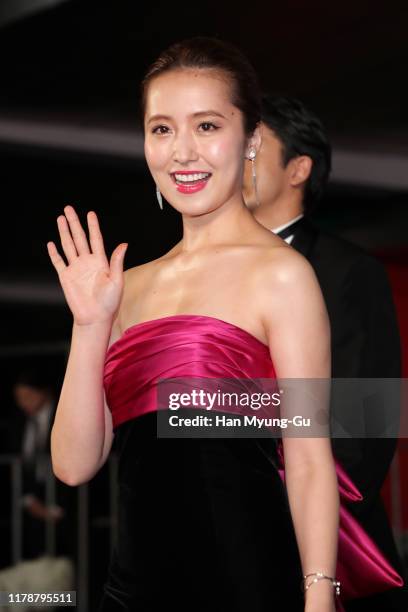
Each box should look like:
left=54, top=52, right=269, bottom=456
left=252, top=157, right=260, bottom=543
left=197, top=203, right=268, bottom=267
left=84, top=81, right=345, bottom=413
left=147, top=110, right=227, bottom=125
left=191, top=110, right=227, bottom=119
left=147, top=114, right=172, bottom=125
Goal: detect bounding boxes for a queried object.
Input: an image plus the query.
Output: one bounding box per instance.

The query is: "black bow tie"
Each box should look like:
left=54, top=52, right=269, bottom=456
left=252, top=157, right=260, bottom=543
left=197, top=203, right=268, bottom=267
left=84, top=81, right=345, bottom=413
left=276, top=217, right=304, bottom=239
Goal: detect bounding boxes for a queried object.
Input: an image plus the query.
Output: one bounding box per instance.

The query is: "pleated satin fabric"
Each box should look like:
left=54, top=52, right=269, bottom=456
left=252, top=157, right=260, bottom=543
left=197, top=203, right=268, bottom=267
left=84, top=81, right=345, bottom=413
left=104, top=314, right=275, bottom=430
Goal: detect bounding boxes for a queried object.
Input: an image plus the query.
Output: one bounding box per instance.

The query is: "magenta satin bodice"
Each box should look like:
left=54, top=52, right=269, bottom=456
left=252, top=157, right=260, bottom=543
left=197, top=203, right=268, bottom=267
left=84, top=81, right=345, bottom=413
left=103, top=314, right=403, bottom=606
left=104, top=314, right=275, bottom=430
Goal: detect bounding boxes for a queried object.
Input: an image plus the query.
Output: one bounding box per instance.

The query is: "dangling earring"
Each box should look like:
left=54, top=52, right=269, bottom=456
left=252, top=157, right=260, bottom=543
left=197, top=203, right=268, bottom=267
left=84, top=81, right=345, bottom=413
left=156, top=184, right=163, bottom=210
left=247, top=148, right=260, bottom=206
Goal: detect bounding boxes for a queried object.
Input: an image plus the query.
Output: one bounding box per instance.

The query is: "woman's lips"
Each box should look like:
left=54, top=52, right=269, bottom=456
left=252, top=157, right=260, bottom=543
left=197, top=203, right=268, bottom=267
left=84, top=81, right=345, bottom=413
left=176, top=177, right=210, bottom=194
left=171, top=172, right=212, bottom=195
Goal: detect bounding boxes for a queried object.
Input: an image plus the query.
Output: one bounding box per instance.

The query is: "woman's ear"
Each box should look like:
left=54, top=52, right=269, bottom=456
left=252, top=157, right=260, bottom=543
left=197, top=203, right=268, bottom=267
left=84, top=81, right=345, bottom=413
left=245, top=123, right=262, bottom=158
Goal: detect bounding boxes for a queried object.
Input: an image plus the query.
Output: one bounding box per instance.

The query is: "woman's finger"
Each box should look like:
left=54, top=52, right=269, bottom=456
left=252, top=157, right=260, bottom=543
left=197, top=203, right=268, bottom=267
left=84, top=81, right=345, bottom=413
left=109, top=243, right=128, bottom=283
left=87, top=210, right=107, bottom=259
left=47, top=241, right=67, bottom=275
left=57, top=215, right=78, bottom=264
left=63, top=205, right=91, bottom=256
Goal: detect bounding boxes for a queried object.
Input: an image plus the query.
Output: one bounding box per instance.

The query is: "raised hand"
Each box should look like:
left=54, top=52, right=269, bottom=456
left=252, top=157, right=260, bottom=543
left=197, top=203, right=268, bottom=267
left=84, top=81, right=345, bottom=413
left=47, top=205, right=128, bottom=327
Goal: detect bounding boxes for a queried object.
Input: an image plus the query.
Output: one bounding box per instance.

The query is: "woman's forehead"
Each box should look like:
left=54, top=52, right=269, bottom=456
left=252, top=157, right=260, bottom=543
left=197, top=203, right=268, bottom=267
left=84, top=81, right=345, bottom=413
left=145, top=68, right=236, bottom=119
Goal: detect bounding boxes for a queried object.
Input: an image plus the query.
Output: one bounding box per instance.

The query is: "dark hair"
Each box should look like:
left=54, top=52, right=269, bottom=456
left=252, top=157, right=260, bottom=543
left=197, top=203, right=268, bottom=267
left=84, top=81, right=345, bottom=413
left=13, top=367, right=54, bottom=393
left=261, top=95, right=332, bottom=214
left=141, top=37, right=261, bottom=135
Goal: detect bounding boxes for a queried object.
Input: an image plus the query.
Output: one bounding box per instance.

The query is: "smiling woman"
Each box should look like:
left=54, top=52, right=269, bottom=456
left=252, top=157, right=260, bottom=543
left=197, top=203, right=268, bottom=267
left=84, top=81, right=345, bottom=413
left=143, top=73, right=259, bottom=215
left=48, top=37, right=340, bottom=612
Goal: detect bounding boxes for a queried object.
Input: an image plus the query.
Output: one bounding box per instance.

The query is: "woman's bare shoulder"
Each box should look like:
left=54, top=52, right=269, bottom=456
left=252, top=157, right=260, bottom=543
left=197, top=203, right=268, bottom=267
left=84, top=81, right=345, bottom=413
left=252, top=243, right=326, bottom=329
left=123, top=249, right=174, bottom=287
left=254, top=242, right=317, bottom=289
left=123, top=260, right=155, bottom=285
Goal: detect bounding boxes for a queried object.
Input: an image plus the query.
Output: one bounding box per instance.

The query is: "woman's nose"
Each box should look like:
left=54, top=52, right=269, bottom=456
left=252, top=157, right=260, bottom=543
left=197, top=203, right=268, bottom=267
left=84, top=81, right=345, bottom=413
left=172, top=130, right=199, bottom=164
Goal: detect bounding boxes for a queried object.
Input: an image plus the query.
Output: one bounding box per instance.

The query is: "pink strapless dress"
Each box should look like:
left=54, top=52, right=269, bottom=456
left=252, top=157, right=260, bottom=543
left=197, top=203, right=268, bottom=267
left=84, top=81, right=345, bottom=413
left=100, top=315, right=403, bottom=612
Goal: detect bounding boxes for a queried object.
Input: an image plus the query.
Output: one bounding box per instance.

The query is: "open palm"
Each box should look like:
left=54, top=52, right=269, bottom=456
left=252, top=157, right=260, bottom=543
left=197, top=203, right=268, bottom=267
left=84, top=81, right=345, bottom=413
left=47, top=205, right=127, bottom=326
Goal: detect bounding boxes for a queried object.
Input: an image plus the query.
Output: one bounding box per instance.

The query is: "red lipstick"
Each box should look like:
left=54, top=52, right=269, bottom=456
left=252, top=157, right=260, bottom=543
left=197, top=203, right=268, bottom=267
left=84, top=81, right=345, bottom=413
left=171, top=170, right=212, bottom=195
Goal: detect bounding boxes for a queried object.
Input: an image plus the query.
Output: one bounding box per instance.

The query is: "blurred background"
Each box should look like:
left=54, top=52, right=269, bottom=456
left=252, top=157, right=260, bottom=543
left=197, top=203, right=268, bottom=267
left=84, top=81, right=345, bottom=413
left=0, top=1, right=407, bottom=609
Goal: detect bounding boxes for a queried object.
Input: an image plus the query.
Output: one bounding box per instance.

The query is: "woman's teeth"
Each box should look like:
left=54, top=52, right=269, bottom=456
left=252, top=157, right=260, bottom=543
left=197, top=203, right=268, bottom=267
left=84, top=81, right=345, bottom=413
left=174, top=172, right=211, bottom=184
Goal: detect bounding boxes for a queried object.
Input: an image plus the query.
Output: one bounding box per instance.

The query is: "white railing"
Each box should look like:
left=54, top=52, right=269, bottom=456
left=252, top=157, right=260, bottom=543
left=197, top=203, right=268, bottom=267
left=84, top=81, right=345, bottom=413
left=0, top=453, right=118, bottom=612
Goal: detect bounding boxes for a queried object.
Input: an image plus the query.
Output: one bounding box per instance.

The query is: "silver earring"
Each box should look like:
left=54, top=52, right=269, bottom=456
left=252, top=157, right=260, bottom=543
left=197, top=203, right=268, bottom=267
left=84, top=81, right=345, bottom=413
left=156, top=184, right=163, bottom=210
left=247, top=148, right=260, bottom=206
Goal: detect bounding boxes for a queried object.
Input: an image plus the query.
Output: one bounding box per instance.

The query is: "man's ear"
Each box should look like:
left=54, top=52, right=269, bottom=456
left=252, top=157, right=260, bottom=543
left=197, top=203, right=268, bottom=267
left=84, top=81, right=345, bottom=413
left=245, top=123, right=262, bottom=157
left=289, top=155, right=312, bottom=187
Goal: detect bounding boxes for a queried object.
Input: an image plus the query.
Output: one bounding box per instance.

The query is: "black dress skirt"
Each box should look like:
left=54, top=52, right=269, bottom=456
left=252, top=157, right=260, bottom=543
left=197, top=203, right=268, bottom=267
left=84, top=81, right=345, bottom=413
left=98, top=412, right=304, bottom=612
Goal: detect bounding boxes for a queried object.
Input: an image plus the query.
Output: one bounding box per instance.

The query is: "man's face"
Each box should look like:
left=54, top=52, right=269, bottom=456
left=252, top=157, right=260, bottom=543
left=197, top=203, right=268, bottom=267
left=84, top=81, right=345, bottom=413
left=14, top=384, right=47, bottom=416
left=242, top=123, right=290, bottom=211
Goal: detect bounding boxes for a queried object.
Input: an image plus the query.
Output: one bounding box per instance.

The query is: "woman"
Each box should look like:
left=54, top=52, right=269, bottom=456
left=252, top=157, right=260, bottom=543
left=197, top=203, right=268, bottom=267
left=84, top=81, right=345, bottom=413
left=48, top=38, right=339, bottom=611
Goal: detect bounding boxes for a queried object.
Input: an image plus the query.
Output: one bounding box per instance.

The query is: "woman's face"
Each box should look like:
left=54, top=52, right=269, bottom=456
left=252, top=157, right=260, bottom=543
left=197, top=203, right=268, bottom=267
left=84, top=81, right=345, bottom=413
left=144, top=68, right=250, bottom=216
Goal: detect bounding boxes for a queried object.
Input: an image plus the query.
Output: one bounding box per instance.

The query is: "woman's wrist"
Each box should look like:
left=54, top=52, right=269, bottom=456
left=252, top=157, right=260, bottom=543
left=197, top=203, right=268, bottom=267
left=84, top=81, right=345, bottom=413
left=303, top=572, right=340, bottom=594
left=303, top=577, right=336, bottom=609
left=72, top=319, right=113, bottom=345
left=72, top=318, right=113, bottom=332
left=302, top=571, right=339, bottom=610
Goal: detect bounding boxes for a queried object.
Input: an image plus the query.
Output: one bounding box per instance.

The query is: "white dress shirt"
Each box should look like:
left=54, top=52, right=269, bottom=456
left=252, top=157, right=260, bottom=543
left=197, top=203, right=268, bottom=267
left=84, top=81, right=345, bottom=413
left=271, top=213, right=304, bottom=244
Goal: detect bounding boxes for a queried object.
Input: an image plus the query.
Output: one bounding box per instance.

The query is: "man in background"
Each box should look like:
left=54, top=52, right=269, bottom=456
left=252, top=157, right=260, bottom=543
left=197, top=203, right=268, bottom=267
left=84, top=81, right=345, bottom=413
left=243, top=94, right=406, bottom=611
left=12, top=368, right=66, bottom=559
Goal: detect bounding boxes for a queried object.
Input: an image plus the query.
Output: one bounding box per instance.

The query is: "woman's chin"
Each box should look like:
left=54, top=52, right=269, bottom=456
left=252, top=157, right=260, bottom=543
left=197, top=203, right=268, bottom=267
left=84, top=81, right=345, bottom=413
left=164, top=196, right=220, bottom=217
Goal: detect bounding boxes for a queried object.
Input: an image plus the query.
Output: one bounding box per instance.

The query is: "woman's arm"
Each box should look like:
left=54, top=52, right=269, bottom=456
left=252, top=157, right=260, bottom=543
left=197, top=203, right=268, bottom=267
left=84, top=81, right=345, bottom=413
left=261, top=248, right=339, bottom=611
left=50, top=319, right=119, bottom=486
left=47, top=206, right=127, bottom=486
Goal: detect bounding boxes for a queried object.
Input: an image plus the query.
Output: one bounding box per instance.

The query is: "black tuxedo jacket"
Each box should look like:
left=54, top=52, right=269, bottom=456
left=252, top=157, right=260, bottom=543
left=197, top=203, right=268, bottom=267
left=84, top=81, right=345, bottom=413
left=291, top=219, right=406, bottom=610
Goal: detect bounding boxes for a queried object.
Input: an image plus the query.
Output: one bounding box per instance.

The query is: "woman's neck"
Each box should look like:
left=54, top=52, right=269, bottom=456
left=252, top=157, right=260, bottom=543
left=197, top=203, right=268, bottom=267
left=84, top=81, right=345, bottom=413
left=179, top=195, right=260, bottom=252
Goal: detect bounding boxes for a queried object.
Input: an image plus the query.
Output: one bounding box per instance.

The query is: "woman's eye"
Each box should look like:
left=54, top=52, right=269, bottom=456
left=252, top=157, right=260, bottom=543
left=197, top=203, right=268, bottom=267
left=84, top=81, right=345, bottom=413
left=151, top=125, right=170, bottom=135
left=199, top=122, right=218, bottom=132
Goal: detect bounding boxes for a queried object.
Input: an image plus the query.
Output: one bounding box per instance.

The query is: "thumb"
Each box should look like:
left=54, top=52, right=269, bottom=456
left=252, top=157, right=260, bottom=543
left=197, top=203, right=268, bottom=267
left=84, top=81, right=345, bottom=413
left=110, top=243, right=128, bottom=282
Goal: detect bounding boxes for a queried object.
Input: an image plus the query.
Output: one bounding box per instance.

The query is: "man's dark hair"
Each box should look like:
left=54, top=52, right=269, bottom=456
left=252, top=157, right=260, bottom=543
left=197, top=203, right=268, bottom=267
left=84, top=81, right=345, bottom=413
left=261, top=95, right=332, bottom=214
left=13, top=367, right=54, bottom=393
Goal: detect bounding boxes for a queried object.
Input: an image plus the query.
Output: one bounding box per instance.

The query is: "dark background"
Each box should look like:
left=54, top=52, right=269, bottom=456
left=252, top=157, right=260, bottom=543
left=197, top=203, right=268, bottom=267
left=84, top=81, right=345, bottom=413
left=0, top=0, right=407, bottom=348
left=0, top=0, right=407, bottom=608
